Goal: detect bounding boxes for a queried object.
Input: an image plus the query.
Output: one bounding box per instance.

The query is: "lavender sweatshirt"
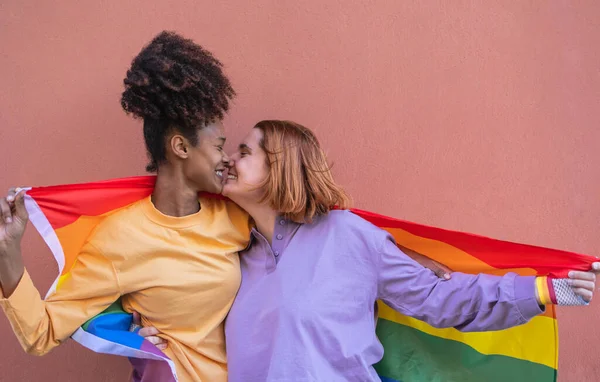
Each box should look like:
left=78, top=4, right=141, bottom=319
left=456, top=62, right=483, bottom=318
left=225, top=210, right=543, bottom=381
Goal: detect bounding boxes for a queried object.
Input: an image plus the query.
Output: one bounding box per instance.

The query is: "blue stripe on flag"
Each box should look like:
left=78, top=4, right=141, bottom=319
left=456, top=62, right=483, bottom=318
left=379, top=376, right=402, bottom=382
left=85, top=312, right=144, bottom=349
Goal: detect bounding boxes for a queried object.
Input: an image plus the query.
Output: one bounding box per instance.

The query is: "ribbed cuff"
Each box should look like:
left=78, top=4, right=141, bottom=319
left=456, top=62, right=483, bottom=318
left=0, top=269, right=43, bottom=319
left=514, top=276, right=545, bottom=321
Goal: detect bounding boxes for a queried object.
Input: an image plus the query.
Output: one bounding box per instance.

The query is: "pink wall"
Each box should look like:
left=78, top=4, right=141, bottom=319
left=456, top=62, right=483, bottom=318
left=1, top=1, right=598, bottom=380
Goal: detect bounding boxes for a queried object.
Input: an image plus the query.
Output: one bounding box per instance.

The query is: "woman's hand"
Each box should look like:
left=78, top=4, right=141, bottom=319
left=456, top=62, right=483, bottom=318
left=0, top=188, right=28, bottom=252
left=400, top=245, right=452, bottom=280
left=0, top=188, right=28, bottom=297
left=130, top=312, right=168, bottom=351
left=535, top=263, right=600, bottom=306
left=564, top=263, right=600, bottom=303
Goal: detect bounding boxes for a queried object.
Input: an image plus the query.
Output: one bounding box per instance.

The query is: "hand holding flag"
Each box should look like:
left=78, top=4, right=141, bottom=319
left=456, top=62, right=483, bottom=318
left=0, top=187, right=28, bottom=297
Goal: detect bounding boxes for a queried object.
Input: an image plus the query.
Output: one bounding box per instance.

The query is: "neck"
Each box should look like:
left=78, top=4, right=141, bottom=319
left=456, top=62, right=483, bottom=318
left=243, top=203, right=279, bottom=244
left=152, top=166, right=200, bottom=217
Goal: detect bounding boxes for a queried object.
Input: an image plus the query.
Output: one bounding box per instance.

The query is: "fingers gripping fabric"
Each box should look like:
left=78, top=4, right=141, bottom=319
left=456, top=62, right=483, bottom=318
left=536, top=276, right=589, bottom=306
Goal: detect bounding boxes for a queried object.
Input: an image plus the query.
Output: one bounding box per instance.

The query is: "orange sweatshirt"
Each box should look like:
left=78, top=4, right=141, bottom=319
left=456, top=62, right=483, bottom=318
left=0, top=196, right=250, bottom=382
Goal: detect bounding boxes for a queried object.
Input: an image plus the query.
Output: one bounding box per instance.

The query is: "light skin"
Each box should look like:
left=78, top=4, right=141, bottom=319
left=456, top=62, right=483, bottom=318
left=138, top=126, right=600, bottom=349
left=0, top=121, right=230, bottom=297
left=0, top=120, right=453, bottom=354
left=222, top=128, right=278, bottom=243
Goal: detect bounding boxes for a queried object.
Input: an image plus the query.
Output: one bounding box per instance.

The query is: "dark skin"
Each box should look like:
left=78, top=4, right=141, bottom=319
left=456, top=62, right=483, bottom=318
left=0, top=123, right=452, bottom=298
left=134, top=123, right=600, bottom=350
left=0, top=122, right=230, bottom=298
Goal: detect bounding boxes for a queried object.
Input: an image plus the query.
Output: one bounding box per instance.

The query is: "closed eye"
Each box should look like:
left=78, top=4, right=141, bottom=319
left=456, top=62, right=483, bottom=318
left=239, top=144, right=251, bottom=157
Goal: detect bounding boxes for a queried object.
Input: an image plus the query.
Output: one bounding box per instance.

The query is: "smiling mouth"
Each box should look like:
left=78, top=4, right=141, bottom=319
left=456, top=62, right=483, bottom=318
left=216, top=169, right=237, bottom=180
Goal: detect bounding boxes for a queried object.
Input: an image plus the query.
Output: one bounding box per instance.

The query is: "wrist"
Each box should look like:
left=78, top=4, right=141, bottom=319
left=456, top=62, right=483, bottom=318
left=0, top=242, right=21, bottom=257
left=0, top=242, right=23, bottom=266
left=0, top=246, right=25, bottom=298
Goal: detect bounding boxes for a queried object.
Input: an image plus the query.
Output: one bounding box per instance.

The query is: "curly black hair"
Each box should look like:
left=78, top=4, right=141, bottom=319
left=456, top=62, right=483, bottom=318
left=121, top=31, right=235, bottom=172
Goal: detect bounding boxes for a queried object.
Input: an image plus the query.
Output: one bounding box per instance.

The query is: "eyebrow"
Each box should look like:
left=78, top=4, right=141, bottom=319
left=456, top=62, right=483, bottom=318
left=239, top=143, right=252, bottom=151
left=217, top=137, right=226, bottom=144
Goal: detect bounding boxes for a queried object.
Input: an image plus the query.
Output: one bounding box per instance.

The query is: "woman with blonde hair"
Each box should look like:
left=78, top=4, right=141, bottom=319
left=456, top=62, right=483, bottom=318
left=213, top=120, right=598, bottom=381
left=0, top=32, right=450, bottom=382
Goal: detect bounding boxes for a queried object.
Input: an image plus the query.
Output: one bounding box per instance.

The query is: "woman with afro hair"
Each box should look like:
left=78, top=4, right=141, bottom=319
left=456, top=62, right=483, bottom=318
left=0, top=31, right=252, bottom=382
left=0, top=30, right=449, bottom=381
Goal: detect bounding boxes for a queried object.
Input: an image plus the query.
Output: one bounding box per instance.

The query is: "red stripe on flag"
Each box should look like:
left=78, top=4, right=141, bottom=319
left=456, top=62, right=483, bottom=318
left=547, top=277, right=558, bottom=304
left=350, top=208, right=595, bottom=278
left=27, top=176, right=225, bottom=229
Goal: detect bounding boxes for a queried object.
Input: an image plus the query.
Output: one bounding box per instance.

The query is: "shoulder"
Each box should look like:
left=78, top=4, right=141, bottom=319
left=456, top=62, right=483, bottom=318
left=199, top=196, right=250, bottom=228
left=201, top=197, right=249, bottom=220
left=84, top=198, right=147, bottom=252
left=199, top=196, right=251, bottom=247
left=317, top=209, right=384, bottom=233
left=91, top=198, right=146, bottom=236
left=307, top=209, right=390, bottom=249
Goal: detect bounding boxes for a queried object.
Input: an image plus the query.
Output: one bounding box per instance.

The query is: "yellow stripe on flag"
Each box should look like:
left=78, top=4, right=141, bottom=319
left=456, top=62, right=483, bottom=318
left=378, top=302, right=557, bottom=369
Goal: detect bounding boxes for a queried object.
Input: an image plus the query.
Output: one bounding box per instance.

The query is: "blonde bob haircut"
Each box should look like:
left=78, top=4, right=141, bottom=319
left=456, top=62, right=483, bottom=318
left=255, top=120, right=351, bottom=223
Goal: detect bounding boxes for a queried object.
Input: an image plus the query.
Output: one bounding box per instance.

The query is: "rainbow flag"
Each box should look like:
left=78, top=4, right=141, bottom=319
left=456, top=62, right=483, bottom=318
left=22, top=176, right=596, bottom=382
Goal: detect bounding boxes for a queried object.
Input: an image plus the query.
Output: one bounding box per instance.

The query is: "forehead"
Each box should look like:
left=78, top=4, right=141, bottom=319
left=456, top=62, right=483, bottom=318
left=242, top=128, right=263, bottom=147
left=198, top=120, right=226, bottom=140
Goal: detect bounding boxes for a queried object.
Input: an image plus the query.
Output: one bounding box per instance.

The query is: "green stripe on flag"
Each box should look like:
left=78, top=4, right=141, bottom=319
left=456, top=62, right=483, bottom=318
left=375, top=318, right=556, bottom=382
left=82, top=300, right=126, bottom=331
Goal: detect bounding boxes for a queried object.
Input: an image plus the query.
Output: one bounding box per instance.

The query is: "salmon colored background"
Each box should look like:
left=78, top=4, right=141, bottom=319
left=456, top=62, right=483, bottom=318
left=1, top=1, right=598, bottom=381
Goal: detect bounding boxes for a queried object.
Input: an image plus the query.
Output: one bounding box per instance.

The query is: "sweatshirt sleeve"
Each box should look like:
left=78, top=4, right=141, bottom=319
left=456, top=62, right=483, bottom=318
left=0, top=242, right=121, bottom=355
left=376, top=234, right=544, bottom=332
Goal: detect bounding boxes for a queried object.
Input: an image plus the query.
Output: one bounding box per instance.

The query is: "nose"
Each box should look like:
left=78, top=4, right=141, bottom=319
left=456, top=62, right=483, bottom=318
left=222, top=150, right=230, bottom=164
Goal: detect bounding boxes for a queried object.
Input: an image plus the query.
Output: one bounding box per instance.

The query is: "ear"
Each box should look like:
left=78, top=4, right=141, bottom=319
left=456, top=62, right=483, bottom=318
left=169, top=134, right=190, bottom=160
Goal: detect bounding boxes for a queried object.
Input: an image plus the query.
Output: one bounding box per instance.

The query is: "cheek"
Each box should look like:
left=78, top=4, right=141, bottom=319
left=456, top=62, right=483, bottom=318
left=241, top=160, right=268, bottom=185
left=186, top=154, right=213, bottom=180
left=196, top=149, right=221, bottom=171
left=206, top=149, right=222, bottom=165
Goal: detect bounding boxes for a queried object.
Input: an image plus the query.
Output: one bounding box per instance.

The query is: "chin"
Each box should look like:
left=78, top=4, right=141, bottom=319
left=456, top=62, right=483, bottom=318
left=221, top=184, right=237, bottom=198
left=221, top=186, right=231, bottom=197
left=201, top=181, right=222, bottom=195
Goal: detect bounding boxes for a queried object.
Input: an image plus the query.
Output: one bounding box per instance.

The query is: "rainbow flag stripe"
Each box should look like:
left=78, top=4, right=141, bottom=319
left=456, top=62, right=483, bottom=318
left=22, top=176, right=597, bottom=382
left=353, top=208, right=574, bottom=382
